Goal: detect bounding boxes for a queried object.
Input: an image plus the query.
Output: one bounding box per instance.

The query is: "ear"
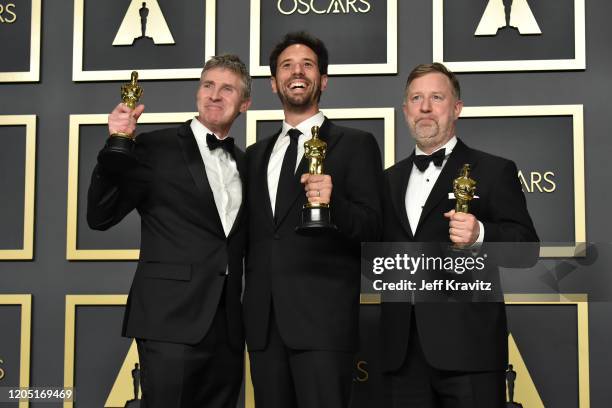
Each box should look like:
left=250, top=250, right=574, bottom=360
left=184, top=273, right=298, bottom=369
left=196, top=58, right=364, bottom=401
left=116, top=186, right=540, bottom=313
left=320, top=74, right=328, bottom=92
left=402, top=102, right=410, bottom=124
left=453, top=99, right=463, bottom=120
left=240, top=97, right=252, bottom=113
left=270, top=76, right=278, bottom=94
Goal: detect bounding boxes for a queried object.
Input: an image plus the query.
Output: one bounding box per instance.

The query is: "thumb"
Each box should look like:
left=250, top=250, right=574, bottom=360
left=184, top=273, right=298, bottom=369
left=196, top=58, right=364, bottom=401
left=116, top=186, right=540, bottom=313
left=444, top=209, right=455, bottom=219
left=132, top=104, right=145, bottom=120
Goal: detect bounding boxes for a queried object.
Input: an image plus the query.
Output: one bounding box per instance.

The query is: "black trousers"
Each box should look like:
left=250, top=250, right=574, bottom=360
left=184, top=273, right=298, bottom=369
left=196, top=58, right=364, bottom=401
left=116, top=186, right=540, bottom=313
left=136, top=305, right=242, bottom=408
left=383, top=314, right=505, bottom=408
left=249, top=308, right=354, bottom=408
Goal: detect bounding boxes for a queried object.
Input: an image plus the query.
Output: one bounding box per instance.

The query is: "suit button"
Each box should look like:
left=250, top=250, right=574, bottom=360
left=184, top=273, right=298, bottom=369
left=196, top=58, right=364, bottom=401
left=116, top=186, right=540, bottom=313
left=274, top=234, right=280, bottom=240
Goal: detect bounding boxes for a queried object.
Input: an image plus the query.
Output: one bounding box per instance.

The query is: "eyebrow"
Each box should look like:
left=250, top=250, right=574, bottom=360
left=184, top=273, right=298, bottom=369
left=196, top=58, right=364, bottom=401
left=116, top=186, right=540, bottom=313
left=279, top=57, right=316, bottom=65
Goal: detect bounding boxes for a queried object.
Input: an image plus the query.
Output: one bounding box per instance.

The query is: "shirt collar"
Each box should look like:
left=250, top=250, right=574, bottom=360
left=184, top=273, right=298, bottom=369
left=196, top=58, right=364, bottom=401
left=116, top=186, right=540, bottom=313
left=280, top=111, right=325, bottom=139
left=190, top=118, right=229, bottom=146
left=415, top=135, right=457, bottom=156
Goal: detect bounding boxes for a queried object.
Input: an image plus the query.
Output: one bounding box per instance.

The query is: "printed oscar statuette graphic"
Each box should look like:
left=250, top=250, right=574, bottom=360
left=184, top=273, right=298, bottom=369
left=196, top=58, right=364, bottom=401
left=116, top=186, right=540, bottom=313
left=98, top=71, right=143, bottom=172
left=295, top=126, right=338, bottom=234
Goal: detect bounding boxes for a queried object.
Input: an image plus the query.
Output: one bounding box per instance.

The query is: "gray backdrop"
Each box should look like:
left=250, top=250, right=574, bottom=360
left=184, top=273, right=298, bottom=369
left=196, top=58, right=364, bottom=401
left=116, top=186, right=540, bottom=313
left=1, top=0, right=611, bottom=407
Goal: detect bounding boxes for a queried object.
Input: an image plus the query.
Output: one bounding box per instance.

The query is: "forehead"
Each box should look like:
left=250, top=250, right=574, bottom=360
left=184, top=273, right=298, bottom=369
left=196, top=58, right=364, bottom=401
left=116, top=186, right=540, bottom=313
left=200, top=67, right=241, bottom=85
left=277, top=44, right=318, bottom=62
left=407, top=72, right=454, bottom=94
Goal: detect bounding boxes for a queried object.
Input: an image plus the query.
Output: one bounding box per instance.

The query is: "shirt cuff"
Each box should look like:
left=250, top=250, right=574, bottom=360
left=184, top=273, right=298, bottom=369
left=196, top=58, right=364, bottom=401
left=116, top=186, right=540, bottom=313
left=468, top=221, right=485, bottom=250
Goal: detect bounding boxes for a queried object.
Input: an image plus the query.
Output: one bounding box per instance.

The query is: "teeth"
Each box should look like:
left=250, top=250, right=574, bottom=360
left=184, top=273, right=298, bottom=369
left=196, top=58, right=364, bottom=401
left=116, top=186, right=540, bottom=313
left=290, top=81, right=306, bottom=89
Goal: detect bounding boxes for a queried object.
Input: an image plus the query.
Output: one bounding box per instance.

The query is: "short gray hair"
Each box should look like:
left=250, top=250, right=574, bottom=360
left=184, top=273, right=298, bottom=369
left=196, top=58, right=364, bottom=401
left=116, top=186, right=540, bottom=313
left=203, top=54, right=252, bottom=100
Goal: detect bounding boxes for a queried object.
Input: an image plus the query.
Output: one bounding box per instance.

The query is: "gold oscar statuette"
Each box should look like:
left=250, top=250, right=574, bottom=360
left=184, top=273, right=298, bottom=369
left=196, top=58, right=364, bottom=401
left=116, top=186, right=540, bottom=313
left=98, top=71, right=143, bottom=172
left=295, top=126, right=338, bottom=234
left=453, top=164, right=477, bottom=213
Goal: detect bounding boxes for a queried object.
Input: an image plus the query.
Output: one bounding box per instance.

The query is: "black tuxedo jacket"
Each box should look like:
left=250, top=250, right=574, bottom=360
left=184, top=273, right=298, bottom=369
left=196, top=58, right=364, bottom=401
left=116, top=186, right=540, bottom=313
left=380, top=139, right=538, bottom=372
left=87, top=121, right=246, bottom=350
left=243, top=118, right=383, bottom=352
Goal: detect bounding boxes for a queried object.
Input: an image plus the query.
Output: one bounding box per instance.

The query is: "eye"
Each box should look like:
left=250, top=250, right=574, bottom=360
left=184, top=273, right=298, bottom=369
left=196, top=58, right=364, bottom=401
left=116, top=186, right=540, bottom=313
left=410, top=95, right=422, bottom=102
left=432, top=94, right=443, bottom=101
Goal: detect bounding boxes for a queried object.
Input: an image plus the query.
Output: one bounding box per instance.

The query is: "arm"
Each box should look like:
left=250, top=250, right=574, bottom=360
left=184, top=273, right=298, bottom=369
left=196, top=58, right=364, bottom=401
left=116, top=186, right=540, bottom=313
left=330, top=133, right=384, bottom=242
left=482, top=160, right=539, bottom=243
left=87, top=103, right=148, bottom=230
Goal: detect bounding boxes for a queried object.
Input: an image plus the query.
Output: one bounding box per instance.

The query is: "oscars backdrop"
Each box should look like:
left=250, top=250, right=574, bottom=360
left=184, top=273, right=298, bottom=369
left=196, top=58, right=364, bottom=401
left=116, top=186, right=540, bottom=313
left=1, top=0, right=611, bottom=407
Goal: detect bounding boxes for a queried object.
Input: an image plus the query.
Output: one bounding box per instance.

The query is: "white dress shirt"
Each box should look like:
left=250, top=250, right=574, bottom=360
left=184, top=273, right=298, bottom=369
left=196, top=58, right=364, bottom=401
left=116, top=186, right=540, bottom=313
left=190, top=118, right=242, bottom=236
left=267, top=111, right=325, bottom=215
left=405, top=136, right=484, bottom=243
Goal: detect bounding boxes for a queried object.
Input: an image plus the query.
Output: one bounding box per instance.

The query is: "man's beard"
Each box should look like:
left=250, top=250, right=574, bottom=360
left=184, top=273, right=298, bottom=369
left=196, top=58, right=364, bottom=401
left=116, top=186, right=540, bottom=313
left=412, top=120, right=441, bottom=142
left=277, top=80, right=321, bottom=110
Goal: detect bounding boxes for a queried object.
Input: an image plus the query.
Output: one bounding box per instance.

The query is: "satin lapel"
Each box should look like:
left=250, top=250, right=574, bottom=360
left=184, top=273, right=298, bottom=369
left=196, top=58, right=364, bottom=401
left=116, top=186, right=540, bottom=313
left=260, top=132, right=279, bottom=227
left=274, top=118, right=336, bottom=227
left=389, top=157, right=414, bottom=239
left=176, top=122, right=225, bottom=236
left=227, top=147, right=245, bottom=238
left=416, top=139, right=472, bottom=234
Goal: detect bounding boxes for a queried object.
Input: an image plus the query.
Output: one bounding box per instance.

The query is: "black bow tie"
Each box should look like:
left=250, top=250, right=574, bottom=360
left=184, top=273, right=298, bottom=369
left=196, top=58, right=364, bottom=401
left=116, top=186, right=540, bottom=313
left=207, top=133, right=234, bottom=157
left=413, top=148, right=446, bottom=171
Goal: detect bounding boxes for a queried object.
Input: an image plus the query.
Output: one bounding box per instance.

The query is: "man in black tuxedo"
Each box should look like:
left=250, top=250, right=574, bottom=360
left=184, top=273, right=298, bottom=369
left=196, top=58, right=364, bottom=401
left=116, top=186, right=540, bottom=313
left=244, top=32, right=383, bottom=408
left=381, top=63, right=538, bottom=407
left=87, top=55, right=251, bottom=408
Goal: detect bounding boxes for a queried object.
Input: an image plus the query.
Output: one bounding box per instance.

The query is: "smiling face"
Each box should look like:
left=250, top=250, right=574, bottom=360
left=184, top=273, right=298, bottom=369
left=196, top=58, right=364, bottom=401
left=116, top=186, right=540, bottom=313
left=403, top=72, right=463, bottom=154
left=271, top=44, right=328, bottom=113
left=195, top=67, right=251, bottom=138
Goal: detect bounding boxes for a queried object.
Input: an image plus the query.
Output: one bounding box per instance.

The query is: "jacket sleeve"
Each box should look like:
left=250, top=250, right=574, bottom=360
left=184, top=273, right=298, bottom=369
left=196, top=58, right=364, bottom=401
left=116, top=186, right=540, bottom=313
left=86, top=142, right=150, bottom=231
left=482, top=160, right=539, bottom=243
left=331, top=132, right=384, bottom=242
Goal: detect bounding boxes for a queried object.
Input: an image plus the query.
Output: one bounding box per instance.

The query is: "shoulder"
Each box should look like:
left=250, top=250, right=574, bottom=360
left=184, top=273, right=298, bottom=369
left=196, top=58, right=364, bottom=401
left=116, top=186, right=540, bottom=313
left=384, top=156, right=412, bottom=178
left=246, top=132, right=277, bottom=157
left=465, top=145, right=516, bottom=173
left=135, top=125, right=181, bottom=147
left=328, top=121, right=373, bottom=141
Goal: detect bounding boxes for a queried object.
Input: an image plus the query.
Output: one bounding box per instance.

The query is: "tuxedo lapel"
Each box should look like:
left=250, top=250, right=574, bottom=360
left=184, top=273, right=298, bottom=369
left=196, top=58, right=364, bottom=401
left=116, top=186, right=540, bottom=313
left=257, top=132, right=278, bottom=228
left=227, top=148, right=245, bottom=238
left=416, top=139, right=472, bottom=234
left=389, top=157, right=414, bottom=239
left=176, top=122, right=225, bottom=236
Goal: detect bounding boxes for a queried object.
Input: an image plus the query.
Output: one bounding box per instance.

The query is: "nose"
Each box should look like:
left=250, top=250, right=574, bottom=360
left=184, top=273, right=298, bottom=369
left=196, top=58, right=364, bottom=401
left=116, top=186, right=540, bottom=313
left=210, top=86, right=221, bottom=101
left=420, top=97, right=432, bottom=112
left=291, top=62, right=304, bottom=76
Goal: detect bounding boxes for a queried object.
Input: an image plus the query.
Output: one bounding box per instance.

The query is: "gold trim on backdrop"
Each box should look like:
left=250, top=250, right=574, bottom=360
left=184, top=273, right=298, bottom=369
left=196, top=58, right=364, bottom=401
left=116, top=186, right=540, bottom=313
left=432, top=0, right=586, bottom=72
left=0, top=294, right=32, bottom=408
left=505, top=294, right=590, bottom=408
left=66, top=113, right=196, bottom=260
left=460, top=105, right=585, bottom=258
left=245, top=293, right=590, bottom=407
left=0, top=116, right=36, bottom=260
left=72, top=0, right=216, bottom=81
left=0, top=0, right=41, bottom=82
left=249, top=0, right=397, bottom=76
left=63, top=295, right=128, bottom=408
left=246, top=108, right=395, bottom=169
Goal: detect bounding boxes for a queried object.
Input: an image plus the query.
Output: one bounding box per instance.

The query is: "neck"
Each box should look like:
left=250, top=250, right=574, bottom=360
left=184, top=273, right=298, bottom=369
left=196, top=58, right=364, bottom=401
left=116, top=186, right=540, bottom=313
left=283, top=105, right=320, bottom=127
left=197, top=116, right=230, bottom=139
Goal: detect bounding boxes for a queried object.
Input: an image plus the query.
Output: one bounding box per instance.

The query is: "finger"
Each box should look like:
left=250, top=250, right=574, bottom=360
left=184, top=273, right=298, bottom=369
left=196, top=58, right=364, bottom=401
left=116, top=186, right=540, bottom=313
left=300, top=174, right=310, bottom=184
left=132, top=104, right=145, bottom=120
left=114, top=103, right=133, bottom=114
